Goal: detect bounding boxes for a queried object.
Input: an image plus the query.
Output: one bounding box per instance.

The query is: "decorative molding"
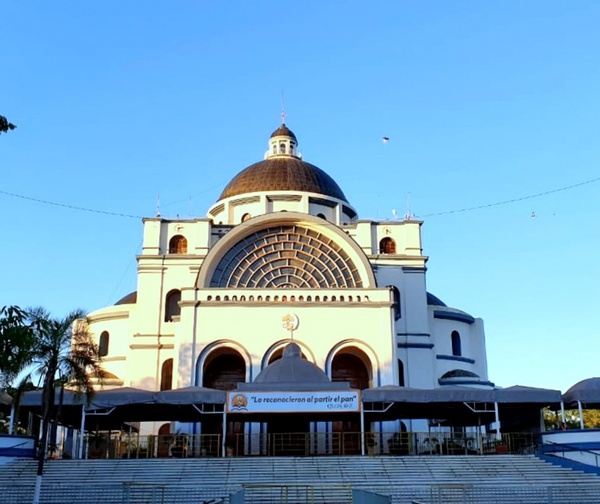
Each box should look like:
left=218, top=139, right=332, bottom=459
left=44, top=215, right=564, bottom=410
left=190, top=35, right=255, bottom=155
left=436, top=354, right=476, bottom=364
left=397, top=332, right=431, bottom=337
left=133, top=333, right=175, bottom=338
left=129, top=344, right=174, bottom=350
left=88, top=311, right=130, bottom=322
left=438, top=379, right=494, bottom=387
left=402, top=267, right=426, bottom=274
left=101, top=356, right=126, bottom=362
left=397, top=342, right=434, bottom=349
left=433, top=310, right=475, bottom=324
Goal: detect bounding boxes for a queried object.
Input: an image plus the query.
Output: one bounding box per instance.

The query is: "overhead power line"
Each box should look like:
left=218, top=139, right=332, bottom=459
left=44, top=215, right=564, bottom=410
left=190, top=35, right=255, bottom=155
left=416, top=176, right=600, bottom=218
left=2, top=174, right=599, bottom=221
left=0, top=189, right=144, bottom=219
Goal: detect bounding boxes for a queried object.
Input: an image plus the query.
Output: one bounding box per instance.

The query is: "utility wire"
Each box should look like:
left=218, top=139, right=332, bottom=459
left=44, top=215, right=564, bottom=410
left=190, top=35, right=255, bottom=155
left=2, top=175, right=599, bottom=221
left=416, top=176, right=600, bottom=218
left=0, top=189, right=145, bottom=219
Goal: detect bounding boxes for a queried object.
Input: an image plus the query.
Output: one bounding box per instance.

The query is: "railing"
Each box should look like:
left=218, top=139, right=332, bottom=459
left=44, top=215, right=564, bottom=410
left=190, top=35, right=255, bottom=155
left=1, top=484, right=229, bottom=504
left=4, top=483, right=600, bottom=504
left=77, top=431, right=537, bottom=459
left=543, top=439, right=600, bottom=468
left=240, top=484, right=353, bottom=504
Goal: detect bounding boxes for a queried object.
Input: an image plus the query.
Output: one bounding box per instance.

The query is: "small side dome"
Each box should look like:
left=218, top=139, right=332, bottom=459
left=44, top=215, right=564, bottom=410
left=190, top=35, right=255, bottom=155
left=254, top=343, right=330, bottom=385
left=115, top=291, right=137, bottom=305
left=427, top=293, right=447, bottom=307
left=438, top=369, right=494, bottom=387
left=441, top=369, right=480, bottom=379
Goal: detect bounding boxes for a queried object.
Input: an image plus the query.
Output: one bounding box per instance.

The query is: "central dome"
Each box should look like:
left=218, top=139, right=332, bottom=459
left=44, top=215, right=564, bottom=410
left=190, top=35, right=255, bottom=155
left=217, top=124, right=349, bottom=203
left=218, top=157, right=348, bottom=202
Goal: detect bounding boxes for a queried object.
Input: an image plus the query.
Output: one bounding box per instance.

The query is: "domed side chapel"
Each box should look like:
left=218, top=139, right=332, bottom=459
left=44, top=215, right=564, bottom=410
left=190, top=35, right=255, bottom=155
left=88, top=123, right=488, bottom=436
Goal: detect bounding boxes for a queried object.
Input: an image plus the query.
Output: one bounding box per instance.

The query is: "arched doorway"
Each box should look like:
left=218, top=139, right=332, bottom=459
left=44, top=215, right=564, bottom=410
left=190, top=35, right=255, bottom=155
left=157, top=423, right=171, bottom=458
left=331, top=348, right=372, bottom=454
left=202, top=349, right=246, bottom=455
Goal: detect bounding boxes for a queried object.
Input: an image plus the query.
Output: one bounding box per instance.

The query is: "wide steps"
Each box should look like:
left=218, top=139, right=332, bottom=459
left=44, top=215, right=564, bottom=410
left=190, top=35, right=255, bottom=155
left=3, top=455, right=600, bottom=504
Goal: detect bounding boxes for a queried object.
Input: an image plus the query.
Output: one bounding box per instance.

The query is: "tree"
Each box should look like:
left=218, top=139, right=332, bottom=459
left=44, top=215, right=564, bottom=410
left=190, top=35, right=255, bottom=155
left=543, top=407, right=600, bottom=430
left=0, top=306, right=36, bottom=389
left=583, top=409, right=600, bottom=428
left=0, top=115, right=16, bottom=134
left=27, top=308, right=105, bottom=504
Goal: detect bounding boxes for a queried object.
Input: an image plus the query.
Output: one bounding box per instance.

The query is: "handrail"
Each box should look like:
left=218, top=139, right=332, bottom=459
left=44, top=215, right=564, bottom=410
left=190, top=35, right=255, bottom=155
left=544, top=439, right=600, bottom=467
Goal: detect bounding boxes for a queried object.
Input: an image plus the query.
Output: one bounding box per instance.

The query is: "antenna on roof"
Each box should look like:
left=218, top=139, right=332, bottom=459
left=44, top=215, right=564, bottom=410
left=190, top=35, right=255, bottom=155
left=281, top=90, right=286, bottom=124
left=156, top=194, right=161, bottom=218
left=404, top=193, right=414, bottom=221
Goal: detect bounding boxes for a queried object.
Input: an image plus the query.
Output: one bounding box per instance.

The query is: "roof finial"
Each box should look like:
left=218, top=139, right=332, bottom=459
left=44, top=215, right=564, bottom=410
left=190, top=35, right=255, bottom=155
left=280, top=90, right=286, bottom=125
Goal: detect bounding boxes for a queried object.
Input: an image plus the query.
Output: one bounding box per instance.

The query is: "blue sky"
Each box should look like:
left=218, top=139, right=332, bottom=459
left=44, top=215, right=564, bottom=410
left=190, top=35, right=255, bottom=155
left=1, top=1, right=599, bottom=393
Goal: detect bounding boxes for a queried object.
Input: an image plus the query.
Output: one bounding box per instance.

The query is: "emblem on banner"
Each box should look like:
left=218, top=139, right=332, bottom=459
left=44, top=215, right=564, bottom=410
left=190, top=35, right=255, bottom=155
left=230, top=394, right=248, bottom=411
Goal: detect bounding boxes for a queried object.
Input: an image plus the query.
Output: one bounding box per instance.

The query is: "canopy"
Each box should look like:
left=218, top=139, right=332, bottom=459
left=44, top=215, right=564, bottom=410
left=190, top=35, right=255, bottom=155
left=362, top=385, right=561, bottom=427
left=87, top=387, right=157, bottom=409
left=562, top=378, right=600, bottom=408
left=495, top=385, right=561, bottom=404
left=18, top=386, right=226, bottom=429
left=156, top=386, right=226, bottom=405
left=362, top=385, right=561, bottom=405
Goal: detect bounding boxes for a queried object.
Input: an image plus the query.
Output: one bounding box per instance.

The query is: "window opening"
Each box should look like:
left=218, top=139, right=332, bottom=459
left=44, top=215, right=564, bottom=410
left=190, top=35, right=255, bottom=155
left=451, top=331, right=462, bottom=356
left=169, top=235, right=188, bottom=254
left=160, top=359, right=173, bottom=391
left=99, top=331, right=109, bottom=357
left=379, top=237, right=396, bottom=254
left=165, top=290, right=181, bottom=322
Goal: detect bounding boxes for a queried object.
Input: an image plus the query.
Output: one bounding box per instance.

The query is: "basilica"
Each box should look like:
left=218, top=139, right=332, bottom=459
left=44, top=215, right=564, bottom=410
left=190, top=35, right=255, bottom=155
left=87, top=123, right=490, bottom=439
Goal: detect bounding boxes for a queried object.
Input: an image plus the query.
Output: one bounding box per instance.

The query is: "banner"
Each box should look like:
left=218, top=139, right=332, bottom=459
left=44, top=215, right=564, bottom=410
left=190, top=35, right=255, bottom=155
left=227, top=390, right=361, bottom=413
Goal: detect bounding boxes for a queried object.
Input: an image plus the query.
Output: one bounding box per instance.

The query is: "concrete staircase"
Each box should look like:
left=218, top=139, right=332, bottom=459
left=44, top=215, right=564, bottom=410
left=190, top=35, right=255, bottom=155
left=3, top=455, right=600, bottom=503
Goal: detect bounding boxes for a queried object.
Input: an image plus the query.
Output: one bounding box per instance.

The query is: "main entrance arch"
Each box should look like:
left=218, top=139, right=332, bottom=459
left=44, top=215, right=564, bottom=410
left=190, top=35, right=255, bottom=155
left=331, top=347, right=372, bottom=454
left=201, top=348, right=246, bottom=450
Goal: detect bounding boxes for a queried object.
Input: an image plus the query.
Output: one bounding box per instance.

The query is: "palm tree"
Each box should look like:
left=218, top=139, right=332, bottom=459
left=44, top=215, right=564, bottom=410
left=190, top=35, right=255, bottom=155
left=0, top=305, right=36, bottom=390
left=27, top=308, right=105, bottom=504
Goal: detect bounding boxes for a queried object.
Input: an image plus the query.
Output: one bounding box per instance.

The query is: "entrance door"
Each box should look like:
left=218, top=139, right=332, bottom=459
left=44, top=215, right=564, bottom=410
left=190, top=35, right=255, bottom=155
left=332, top=351, right=371, bottom=454
left=202, top=351, right=246, bottom=455
left=268, top=416, right=310, bottom=456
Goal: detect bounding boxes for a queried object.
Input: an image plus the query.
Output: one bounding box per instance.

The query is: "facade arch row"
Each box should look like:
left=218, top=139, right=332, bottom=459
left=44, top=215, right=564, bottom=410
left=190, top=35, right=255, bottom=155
left=325, top=339, right=382, bottom=387
left=195, top=339, right=254, bottom=387
left=261, top=339, right=317, bottom=369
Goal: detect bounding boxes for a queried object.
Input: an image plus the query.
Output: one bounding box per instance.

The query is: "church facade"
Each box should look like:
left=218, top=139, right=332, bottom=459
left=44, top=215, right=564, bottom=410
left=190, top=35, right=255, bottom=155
left=87, top=124, right=490, bottom=427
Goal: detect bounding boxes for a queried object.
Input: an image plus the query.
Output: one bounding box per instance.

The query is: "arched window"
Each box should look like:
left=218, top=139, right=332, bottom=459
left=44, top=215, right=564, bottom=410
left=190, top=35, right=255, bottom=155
left=164, top=290, right=181, bottom=322
left=169, top=235, right=187, bottom=254
left=316, top=213, right=326, bottom=220
left=398, top=359, right=405, bottom=387
left=379, top=237, right=396, bottom=254
left=241, top=213, right=251, bottom=222
left=160, top=358, right=173, bottom=391
left=389, top=285, right=401, bottom=320
left=451, top=331, right=462, bottom=356
left=279, top=143, right=286, bottom=154
left=98, top=331, right=109, bottom=357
